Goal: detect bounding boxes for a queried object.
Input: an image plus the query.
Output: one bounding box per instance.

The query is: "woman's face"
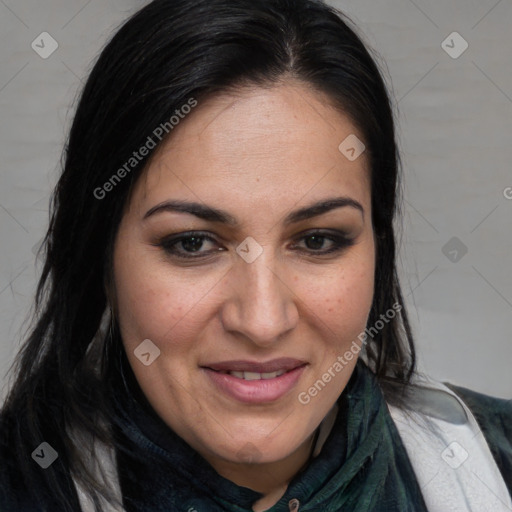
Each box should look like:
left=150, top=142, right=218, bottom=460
left=113, top=81, right=375, bottom=466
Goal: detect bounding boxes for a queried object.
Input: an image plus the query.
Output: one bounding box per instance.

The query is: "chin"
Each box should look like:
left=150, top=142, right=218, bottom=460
left=211, top=428, right=306, bottom=464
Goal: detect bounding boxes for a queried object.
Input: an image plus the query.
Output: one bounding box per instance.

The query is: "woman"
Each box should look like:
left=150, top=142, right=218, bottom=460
left=1, top=0, right=511, bottom=510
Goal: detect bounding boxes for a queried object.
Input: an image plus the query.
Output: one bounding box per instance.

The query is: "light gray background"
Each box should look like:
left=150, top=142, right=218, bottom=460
left=1, top=0, right=511, bottom=400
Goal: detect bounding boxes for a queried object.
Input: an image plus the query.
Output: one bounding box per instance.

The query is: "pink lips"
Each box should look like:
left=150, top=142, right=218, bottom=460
left=201, top=358, right=307, bottom=404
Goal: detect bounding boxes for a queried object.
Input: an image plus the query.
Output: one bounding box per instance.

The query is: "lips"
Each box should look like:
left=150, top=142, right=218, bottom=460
left=201, top=358, right=308, bottom=403
left=203, top=357, right=306, bottom=374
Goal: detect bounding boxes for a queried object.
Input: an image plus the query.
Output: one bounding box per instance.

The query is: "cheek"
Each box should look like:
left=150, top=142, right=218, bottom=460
left=341, top=263, right=375, bottom=317
left=112, top=239, right=228, bottom=357
left=112, top=243, right=186, bottom=348
left=303, top=251, right=375, bottom=341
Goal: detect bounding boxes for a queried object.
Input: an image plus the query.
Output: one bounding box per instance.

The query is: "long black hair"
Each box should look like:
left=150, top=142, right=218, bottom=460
left=0, top=0, right=415, bottom=509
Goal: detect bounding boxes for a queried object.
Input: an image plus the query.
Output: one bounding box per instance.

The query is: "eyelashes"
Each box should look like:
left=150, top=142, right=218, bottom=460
left=154, top=230, right=356, bottom=261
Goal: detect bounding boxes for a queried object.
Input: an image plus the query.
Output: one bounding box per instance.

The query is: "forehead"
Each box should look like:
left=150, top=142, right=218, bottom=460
left=132, top=81, right=370, bottom=212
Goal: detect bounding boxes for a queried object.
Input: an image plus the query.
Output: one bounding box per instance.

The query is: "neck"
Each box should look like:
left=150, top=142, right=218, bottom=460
left=203, top=431, right=318, bottom=511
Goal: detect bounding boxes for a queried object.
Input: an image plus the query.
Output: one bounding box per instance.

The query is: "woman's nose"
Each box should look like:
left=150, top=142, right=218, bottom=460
left=220, top=247, right=299, bottom=347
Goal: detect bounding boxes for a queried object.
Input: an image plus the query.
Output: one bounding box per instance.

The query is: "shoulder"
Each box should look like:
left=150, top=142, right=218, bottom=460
left=446, top=383, right=512, bottom=428
left=386, top=377, right=512, bottom=503
left=446, top=383, right=512, bottom=464
left=446, top=383, right=512, bottom=440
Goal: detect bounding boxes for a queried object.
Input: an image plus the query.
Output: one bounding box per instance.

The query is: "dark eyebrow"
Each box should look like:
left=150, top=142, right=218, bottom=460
left=285, top=197, right=364, bottom=224
left=143, top=196, right=364, bottom=225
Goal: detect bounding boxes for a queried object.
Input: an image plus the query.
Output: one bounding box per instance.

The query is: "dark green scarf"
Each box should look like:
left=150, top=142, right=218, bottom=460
left=112, top=355, right=429, bottom=511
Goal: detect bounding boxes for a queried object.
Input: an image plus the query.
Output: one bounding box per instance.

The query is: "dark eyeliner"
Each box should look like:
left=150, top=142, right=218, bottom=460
left=154, top=230, right=355, bottom=260
left=154, top=231, right=219, bottom=260
left=293, top=230, right=355, bottom=256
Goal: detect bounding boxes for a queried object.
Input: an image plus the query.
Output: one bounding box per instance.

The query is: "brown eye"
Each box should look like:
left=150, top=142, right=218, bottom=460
left=157, top=232, right=222, bottom=259
left=294, top=230, right=355, bottom=256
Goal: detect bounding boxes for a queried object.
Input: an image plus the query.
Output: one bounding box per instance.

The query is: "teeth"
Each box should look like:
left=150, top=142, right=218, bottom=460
left=227, top=369, right=287, bottom=380
left=243, top=371, right=261, bottom=381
